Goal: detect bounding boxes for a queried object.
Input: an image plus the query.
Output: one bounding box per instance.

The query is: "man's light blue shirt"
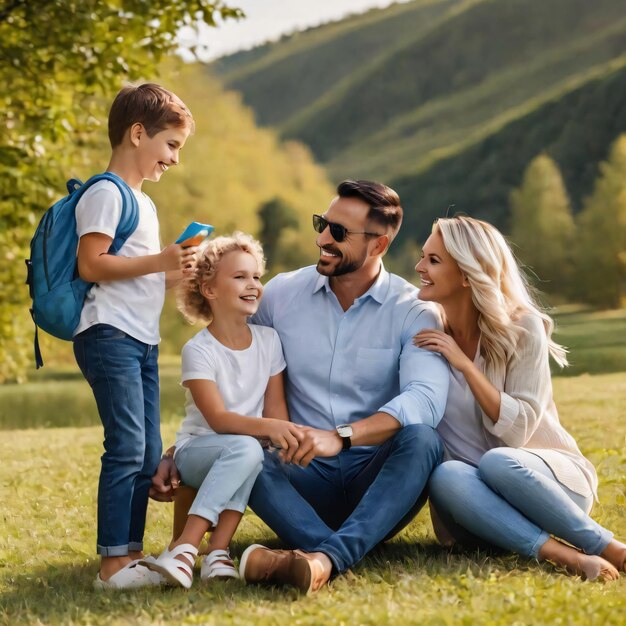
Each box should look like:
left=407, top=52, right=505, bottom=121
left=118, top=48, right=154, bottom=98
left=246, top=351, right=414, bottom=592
left=253, top=265, right=449, bottom=431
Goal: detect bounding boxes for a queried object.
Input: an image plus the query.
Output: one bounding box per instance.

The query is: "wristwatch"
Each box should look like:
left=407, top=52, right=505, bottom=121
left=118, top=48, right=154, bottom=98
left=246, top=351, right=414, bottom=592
left=336, top=424, right=353, bottom=450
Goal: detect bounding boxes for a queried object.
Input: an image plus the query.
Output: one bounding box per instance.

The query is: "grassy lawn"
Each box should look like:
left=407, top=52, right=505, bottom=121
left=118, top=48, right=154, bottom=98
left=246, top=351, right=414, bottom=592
left=1, top=372, right=625, bottom=625
left=552, top=308, right=626, bottom=377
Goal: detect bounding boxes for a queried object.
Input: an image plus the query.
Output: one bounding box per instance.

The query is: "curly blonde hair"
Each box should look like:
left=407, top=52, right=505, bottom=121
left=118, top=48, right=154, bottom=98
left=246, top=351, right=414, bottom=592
left=177, top=232, right=266, bottom=325
left=433, top=216, right=568, bottom=383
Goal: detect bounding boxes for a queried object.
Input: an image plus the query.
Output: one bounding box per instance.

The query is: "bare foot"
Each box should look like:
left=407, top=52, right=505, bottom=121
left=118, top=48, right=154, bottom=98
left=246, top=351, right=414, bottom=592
left=539, top=538, right=619, bottom=582
left=601, top=539, right=626, bottom=573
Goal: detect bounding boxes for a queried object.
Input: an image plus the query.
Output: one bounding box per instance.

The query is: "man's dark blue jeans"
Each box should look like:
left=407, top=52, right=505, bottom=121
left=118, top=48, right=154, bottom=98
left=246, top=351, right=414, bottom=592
left=249, top=423, right=443, bottom=573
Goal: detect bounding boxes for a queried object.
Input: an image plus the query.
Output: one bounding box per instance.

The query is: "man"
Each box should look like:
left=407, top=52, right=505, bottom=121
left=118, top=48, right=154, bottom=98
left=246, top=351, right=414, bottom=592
left=152, top=180, right=449, bottom=594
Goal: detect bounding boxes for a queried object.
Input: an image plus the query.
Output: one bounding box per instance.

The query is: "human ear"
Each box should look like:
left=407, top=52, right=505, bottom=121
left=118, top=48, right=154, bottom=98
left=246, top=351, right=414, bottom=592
left=370, top=234, right=390, bottom=257
left=129, top=122, right=144, bottom=147
left=200, top=281, right=216, bottom=300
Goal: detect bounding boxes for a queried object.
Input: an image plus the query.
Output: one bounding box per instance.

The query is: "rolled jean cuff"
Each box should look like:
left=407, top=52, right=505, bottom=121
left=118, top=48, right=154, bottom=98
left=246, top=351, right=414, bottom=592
left=128, top=541, right=143, bottom=552
left=529, top=530, right=551, bottom=559
left=188, top=503, right=221, bottom=526
left=587, top=528, right=614, bottom=556
left=97, top=543, right=129, bottom=557
left=225, top=499, right=249, bottom=514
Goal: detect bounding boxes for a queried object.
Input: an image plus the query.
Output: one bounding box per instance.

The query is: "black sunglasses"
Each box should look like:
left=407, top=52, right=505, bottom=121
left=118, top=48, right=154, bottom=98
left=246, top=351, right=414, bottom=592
left=312, top=214, right=383, bottom=242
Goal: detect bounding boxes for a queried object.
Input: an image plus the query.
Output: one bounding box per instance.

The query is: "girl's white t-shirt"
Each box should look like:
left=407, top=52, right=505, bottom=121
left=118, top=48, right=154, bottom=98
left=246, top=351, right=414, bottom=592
left=73, top=180, right=165, bottom=345
left=175, top=324, right=287, bottom=455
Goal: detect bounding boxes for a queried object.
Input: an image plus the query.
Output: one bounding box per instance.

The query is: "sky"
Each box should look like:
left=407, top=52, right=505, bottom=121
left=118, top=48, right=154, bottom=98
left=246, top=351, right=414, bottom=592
left=178, top=0, right=411, bottom=61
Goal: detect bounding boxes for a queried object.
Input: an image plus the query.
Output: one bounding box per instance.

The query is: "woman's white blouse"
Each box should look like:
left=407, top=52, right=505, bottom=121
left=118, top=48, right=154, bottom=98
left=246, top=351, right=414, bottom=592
left=437, top=313, right=598, bottom=499
left=437, top=347, right=503, bottom=467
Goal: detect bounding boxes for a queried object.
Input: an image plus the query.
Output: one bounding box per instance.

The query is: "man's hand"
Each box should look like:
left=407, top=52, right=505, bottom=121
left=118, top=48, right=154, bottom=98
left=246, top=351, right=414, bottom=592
left=285, top=427, right=342, bottom=467
left=149, top=455, right=181, bottom=502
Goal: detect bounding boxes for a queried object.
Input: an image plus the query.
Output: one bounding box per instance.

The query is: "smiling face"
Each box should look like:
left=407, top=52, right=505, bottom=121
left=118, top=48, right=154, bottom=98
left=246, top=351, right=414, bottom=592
left=315, top=195, right=382, bottom=277
left=415, top=230, right=468, bottom=305
left=202, top=249, right=264, bottom=319
left=133, top=123, right=191, bottom=183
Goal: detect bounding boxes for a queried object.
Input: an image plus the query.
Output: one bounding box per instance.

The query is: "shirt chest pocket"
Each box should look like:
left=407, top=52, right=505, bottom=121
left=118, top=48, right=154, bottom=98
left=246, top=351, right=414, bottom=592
left=355, top=348, right=397, bottom=391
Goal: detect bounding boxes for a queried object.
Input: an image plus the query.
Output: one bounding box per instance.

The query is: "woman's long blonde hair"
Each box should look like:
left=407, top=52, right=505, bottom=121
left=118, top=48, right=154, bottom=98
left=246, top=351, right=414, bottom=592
left=434, top=216, right=568, bottom=383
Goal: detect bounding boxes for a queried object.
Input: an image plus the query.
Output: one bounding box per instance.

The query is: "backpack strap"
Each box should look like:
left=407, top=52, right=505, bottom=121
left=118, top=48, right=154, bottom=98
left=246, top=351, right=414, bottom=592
left=66, top=179, right=83, bottom=195
left=79, top=172, right=139, bottom=252
left=30, top=308, right=44, bottom=369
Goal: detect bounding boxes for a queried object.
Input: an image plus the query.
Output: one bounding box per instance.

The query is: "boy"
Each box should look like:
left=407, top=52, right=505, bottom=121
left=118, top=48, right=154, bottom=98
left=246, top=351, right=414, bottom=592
left=73, top=83, right=195, bottom=589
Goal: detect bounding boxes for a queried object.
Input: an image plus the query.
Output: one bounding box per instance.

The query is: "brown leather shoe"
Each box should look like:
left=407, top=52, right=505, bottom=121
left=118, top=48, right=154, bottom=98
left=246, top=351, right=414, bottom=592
left=292, top=549, right=332, bottom=594
left=239, top=544, right=331, bottom=595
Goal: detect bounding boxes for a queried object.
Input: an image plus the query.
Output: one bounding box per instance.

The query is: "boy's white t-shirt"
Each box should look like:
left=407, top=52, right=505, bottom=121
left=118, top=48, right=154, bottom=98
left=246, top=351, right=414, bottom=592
left=175, top=324, right=287, bottom=456
left=73, top=180, right=165, bottom=345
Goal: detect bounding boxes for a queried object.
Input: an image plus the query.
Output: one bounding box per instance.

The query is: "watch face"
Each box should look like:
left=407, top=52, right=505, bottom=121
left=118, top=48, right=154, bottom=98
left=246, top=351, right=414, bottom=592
left=337, top=425, right=353, bottom=438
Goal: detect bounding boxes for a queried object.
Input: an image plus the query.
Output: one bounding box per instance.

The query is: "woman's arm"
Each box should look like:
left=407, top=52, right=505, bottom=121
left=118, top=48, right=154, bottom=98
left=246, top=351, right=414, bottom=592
left=414, top=329, right=501, bottom=422
left=186, top=378, right=302, bottom=454
left=415, top=315, right=549, bottom=447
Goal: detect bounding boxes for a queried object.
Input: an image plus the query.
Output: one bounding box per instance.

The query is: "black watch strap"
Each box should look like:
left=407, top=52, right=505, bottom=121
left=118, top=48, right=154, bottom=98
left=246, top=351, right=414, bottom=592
left=337, top=425, right=353, bottom=450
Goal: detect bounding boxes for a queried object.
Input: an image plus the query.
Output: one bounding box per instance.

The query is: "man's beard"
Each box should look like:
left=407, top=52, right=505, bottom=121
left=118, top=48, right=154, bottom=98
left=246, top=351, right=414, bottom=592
left=316, top=247, right=367, bottom=277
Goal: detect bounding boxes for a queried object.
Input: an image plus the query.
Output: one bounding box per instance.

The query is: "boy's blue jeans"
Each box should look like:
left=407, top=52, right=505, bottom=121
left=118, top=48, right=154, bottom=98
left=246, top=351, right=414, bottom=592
left=248, top=423, right=443, bottom=573
left=73, top=324, right=162, bottom=556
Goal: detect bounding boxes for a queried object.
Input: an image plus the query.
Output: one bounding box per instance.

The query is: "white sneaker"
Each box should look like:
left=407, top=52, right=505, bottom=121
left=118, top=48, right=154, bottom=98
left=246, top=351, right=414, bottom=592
left=201, top=549, right=240, bottom=581
left=93, top=559, right=163, bottom=590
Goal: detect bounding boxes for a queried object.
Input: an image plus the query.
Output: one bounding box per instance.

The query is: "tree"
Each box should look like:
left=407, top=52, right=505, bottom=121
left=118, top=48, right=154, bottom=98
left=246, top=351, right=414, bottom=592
left=509, top=154, right=576, bottom=298
left=575, top=135, right=626, bottom=308
left=257, top=197, right=299, bottom=270
left=0, top=0, right=242, bottom=382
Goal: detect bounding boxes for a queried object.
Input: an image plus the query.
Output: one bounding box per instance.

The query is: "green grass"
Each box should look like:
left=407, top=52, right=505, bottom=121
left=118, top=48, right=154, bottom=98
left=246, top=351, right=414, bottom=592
left=1, top=373, right=625, bottom=624
left=553, top=308, right=626, bottom=376
left=0, top=358, right=186, bottom=430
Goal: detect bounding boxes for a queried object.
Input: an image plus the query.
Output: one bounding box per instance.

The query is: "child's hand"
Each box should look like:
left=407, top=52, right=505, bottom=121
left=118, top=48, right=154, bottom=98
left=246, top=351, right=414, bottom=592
left=265, top=419, right=303, bottom=462
left=159, top=243, right=198, bottom=272
left=149, top=455, right=181, bottom=502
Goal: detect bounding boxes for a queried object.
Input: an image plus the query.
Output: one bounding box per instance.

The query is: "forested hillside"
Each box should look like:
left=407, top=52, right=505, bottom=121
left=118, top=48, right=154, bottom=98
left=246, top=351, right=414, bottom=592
left=212, top=0, right=626, bottom=242
left=394, top=60, right=626, bottom=243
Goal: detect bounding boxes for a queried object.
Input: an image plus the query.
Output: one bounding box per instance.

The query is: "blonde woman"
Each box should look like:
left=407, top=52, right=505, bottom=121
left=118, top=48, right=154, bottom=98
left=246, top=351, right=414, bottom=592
left=414, top=216, right=625, bottom=581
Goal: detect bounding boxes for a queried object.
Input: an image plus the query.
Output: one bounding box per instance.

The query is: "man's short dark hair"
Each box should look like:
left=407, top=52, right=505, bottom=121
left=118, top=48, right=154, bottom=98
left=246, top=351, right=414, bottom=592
left=337, top=180, right=403, bottom=239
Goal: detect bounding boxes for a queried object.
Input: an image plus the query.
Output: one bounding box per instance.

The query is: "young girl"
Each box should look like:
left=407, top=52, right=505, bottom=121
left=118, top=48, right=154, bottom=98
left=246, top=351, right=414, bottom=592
left=142, top=232, right=302, bottom=588
left=414, top=216, right=626, bottom=581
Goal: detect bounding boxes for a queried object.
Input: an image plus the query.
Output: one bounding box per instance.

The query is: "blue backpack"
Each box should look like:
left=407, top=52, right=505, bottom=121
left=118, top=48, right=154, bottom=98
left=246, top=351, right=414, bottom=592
left=26, top=172, right=139, bottom=368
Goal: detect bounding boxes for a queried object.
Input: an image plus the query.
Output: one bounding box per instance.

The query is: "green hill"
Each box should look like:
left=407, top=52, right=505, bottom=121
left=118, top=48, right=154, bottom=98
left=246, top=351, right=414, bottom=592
left=212, top=0, right=465, bottom=130
left=212, top=0, right=626, bottom=244
left=394, top=59, right=626, bottom=244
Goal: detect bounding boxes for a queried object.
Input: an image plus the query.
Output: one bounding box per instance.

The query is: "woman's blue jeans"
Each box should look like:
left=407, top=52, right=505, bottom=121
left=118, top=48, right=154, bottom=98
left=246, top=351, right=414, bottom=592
left=429, top=448, right=613, bottom=559
left=74, top=324, right=162, bottom=556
